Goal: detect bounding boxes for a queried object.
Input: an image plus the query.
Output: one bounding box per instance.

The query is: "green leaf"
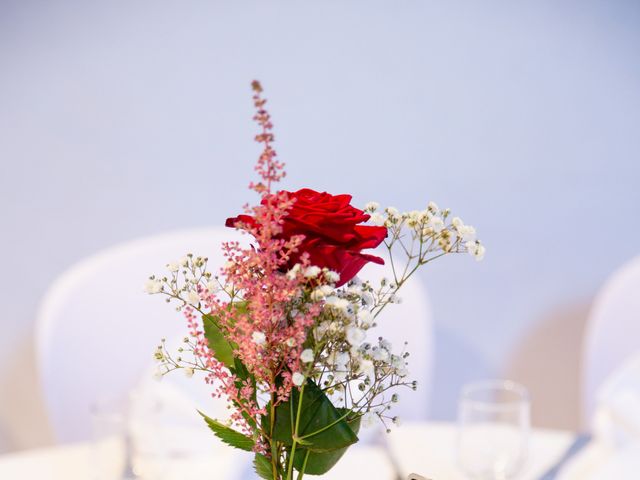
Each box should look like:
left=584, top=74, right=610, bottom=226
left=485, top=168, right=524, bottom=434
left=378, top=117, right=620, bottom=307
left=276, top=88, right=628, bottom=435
left=233, top=356, right=251, bottom=381
left=273, top=380, right=359, bottom=452
left=198, top=411, right=254, bottom=452
left=202, top=314, right=235, bottom=368
left=254, top=454, right=274, bottom=480
left=292, top=410, right=361, bottom=475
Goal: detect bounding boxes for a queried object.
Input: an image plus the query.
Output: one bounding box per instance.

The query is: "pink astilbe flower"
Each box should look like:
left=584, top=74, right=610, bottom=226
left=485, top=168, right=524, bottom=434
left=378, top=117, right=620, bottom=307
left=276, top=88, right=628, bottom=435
left=191, top=81, right=322, bottom=434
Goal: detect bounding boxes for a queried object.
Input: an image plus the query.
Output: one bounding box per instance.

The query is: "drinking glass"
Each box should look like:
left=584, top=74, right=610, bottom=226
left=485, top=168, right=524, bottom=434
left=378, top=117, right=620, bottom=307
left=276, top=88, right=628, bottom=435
left=456, top=380, right=530, bottom=480
left=90, top=396, right=140, bottom=480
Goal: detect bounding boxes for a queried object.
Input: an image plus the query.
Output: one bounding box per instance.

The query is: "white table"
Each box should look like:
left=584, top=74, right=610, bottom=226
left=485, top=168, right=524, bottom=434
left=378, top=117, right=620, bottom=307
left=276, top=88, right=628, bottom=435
left=0, top=422, right=576, bottom=479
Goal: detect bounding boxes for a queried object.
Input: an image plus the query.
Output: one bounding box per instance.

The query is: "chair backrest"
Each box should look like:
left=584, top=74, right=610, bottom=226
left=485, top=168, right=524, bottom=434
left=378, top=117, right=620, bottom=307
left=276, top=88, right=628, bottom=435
left=36, top=228, right=432, bottom=443
left=582, top=255, right=640, bottom=426
left=357, top=261, right=433, bottom=422
left=35, top=227, right=244, bottom=443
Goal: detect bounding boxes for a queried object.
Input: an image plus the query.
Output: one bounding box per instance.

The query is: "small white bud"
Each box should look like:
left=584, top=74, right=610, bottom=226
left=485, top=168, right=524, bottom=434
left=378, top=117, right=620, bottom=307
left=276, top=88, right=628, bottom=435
left=292, top=372, right=305, bottom=386
left=303, top=266, right=322, bottom=278
left=187, top=290, right=200, bottom=306
left=144, top=279, right=163, bottom=294
left=300, top=349, right=314, bottom=363
left=252, top=331, right=266, bottom=345
left=361, top=412, right=377, bottom=428
left=324, top=270, right=341, bottom=284
left=346, top=326, right=366, bottom=346
left=370, top=213, right=385, bottom=226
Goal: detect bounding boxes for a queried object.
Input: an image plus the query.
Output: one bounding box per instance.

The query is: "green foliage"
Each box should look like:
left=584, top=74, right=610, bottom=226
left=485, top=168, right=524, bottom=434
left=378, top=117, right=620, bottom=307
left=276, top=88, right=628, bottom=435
left=273, top=379, right=359, bottom=452
left=202, top=314, right=235, bottom=368
left=254, top=454, right=274, bottom=480
left=198, top=411, right=254, bottom=452
left=291, top=410, right=361, bottom=475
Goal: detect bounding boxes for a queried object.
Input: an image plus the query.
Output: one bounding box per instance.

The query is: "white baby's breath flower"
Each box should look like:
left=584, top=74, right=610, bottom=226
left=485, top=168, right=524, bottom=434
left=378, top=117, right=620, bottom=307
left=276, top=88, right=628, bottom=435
left=324, top=270, right=340, bottom=284
left=346, top=326, right=366, bottom=346
left=179, top=256, right=190, bottom=267
left=144, top=279, right=163, bottom=294
left=346, top=285, right=363, bottom=297
left=153, top=346, right=164, bottom=361
left=187, top=290, right=201, bottom=306
left=328, top=351, right=350, bottom=369
left=300, top=349, right=314, bottom=363
left=385, top=206, right=400, bottom=218
left=427, top=201, right=439, bottom=213
left=452, top=217, right=463, bottom=229
left=361, top=291, right=375, bottom=307
left=465, top=241, right=486, bottom=261
left=370, top=213, right=385, bottom=226
left=457, top=225, right=476, bottom=242
left=292, top=372, right=305, bottom=386
left=304, top=266, right=321, bottom=278
left=252, top=331, right=266, bottom=345
left=325, top=296, right=350, bottom=313
left=389, top=294, right=402, bottom=304
left=407, top=210, right=423, bottom=227
left=428, top=216, right=444, bottom=233
left=183, top=367, right=195, bottom=378
left=314, top=321, right=330, bottom=341
left=391, top=355, right=405, bottom=370
left=357, top=310, right=373, bottom=326
left=358, top=359, right=375, bottom=380
left=361, top=412, right=377, bottom=428
left=286, top=263, right=301, bottom=280
left=372, top=347, right=390, bottom=362
left=328, top=321, right=341, bottom=334
left=206, top=281, right=219, bottom=294
left=167, top=262, right=180, bottom=272
left=337, top=351, right=350, bottom=368
left=391, top=355, right=409, bottom=377
left=364, top=201, right=380, bottom=212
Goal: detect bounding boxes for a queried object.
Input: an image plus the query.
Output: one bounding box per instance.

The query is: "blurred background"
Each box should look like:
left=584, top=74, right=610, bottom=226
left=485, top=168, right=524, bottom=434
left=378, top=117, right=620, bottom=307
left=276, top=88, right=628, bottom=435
left=1, top=0, right=639, bottom=454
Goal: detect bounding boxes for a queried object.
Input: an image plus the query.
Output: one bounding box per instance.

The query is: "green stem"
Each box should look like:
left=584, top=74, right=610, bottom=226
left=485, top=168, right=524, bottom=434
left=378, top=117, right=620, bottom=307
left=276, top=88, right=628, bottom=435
left=296, top=450, right=310, bottom=480
left=270, top=394, right=278, bottom=480
left=286, top=383, right=306, bottom=480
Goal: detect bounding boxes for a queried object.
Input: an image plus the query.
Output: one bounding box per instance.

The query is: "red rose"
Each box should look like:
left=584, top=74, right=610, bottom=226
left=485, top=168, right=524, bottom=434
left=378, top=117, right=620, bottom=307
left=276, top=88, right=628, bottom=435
left=225, top=188, right=388, bottom=286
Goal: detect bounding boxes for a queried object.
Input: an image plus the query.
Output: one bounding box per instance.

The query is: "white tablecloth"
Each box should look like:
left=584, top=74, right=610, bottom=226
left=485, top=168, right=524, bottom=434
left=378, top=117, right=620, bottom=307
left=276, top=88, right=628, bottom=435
left=0, top=422, right=575, bottom=479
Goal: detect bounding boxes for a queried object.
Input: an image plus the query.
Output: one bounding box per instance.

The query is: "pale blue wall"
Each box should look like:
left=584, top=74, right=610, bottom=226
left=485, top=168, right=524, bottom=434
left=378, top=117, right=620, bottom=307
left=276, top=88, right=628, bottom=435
left=1, top=0, right=639, bottom=436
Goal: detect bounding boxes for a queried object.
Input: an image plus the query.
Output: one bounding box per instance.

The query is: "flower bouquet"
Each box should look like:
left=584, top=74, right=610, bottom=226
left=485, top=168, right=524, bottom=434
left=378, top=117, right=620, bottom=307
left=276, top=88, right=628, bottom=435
left=146, top=82, right=484, bottom=479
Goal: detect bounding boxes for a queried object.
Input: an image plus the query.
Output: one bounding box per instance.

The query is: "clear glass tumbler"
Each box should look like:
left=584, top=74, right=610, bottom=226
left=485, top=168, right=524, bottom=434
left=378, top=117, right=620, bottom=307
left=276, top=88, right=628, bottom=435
left=456, top=380, right=530, bottom=480
left=90, top=396, right=140, bottom=480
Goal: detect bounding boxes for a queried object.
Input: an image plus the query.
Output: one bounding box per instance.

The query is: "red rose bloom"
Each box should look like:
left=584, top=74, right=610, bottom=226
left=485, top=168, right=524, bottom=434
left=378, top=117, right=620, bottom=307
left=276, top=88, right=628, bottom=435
left=225, top=188, right=388, bottom=286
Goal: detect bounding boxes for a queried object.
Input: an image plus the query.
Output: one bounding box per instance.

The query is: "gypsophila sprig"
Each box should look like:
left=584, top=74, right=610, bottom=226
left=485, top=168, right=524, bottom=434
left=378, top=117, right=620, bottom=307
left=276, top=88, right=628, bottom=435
left=145, top=81, right=484, bottom=480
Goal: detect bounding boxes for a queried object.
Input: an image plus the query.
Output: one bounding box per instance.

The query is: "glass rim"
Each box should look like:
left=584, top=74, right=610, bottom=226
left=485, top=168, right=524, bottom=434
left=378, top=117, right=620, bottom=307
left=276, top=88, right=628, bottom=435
left=459, top=379, right=530, bottom=410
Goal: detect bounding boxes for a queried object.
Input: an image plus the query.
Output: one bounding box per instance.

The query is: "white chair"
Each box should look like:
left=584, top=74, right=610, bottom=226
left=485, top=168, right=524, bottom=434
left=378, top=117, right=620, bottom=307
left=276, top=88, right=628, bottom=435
left=357, top=259, right=433, bottom=422
left=582, top=255, right=640, bottom=427
left=35, top=227, right=245, bottom=443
